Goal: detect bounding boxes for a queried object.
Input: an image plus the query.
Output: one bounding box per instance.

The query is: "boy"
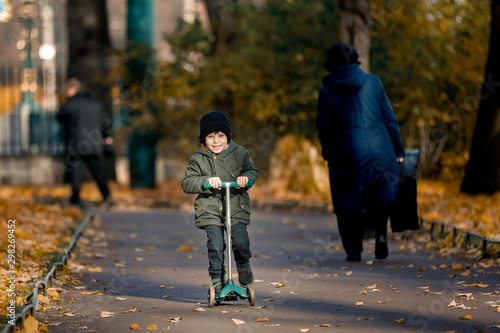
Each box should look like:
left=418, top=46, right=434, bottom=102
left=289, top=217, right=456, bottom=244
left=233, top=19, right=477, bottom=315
left=181, top=111, right=259, bottom=294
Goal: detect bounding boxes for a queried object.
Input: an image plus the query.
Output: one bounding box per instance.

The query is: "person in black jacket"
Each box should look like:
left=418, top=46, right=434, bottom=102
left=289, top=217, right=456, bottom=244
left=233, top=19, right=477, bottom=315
left=317, top=43, right=405, bottom=262
left=57, top=78, right=113, bottom=207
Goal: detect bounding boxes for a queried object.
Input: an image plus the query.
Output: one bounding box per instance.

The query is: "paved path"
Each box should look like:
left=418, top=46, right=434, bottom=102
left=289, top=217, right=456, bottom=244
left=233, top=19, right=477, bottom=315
left=44, top=209, right=500, bottom=332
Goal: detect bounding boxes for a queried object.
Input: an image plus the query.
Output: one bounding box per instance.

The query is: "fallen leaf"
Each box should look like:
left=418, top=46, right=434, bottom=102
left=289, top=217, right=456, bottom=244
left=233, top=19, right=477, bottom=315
left=357, top=318, right=374, bottom=320
left=365, top=260, right=373, bottom=265
left=80, top=290, right=104, bottom=295
left=129, top=306, right=137, bottom=312
left=144, top=246, right=156, bottom=251
left=470, top=283, right=490, bottom=288
left=193, top=307, right=205, bottom=312
left=395, top=318, right=405, bottom=324
left=345, top=271, right=353, bottom=276
left=355, top=300, right=364, bottom=306
left=440, top=264, right=448, bottom=269
left=261, top=299, right=276, bottom=302
left=88, top=267, right=102, bottom=272
left=38, top=295, right=50, bottom=304
left=24, top=315, right=39, bottom=333
left=39, top=326, right=48, bottom=332
left=460, top=270, right=471, bottom=277
left=360, top=290, right=367, bottom=295
left=130, top=324, right=139, bottom=329
left=417, top=286, right=429, bottom=290
left=232, top=318, right=246, bottom=325
left=452, top=263, right=464, bottom=271
left=147, top=324, right=159, bottom=330
left=326, top=274, right=338, bottom=277
left=177, top=245, right=194, bottom=252
left=100, top=311, right=115, bottom=318
left=116, top=297, right=127, bottom=300
left=378, top=298, right=390, bottom=304
left=133, top=257, right=144, bottom=261
left=256, top=318, right=269, bottom=322
left=167, top=317, right=182, bottom=323
left=298, top=329, right=311, bottom=333
left=315, top=324, right=330, bottom=327
left=284, top=268, right=292, bottom=272
left=115, top=262, right=126, bottom=267
left=459, top=315, right=472, bottom=320
left=367, top=283, right=379, bottom=289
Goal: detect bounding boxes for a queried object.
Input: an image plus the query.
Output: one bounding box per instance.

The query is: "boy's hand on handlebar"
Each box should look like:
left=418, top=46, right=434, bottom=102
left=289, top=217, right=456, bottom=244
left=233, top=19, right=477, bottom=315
left=207, top=177, right=222, bottom=189
left=237, top=176, right=249, bottom=188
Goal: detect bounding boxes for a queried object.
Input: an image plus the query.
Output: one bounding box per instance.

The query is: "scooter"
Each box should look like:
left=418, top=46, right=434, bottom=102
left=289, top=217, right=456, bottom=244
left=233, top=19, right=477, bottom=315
left=202, top=180, right=256, bottom=308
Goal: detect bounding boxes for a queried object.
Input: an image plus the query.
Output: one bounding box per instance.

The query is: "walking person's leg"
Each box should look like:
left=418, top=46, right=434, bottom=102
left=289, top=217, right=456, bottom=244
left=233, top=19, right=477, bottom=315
left=231, top=222, right=253, bottom=287
left=203, top=225, right=226, bottom=293
left=336, top=209, right=364, bottom=261
left=369, top=205, right=390, bottom=259
left=68, top=155, right=83, bottom=205
left=85, top=155, right=111, bottom=200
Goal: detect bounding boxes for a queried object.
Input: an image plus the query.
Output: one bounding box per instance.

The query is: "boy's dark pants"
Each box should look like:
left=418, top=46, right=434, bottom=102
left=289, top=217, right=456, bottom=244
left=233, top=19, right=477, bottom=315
left=203, top=223, right=251, bottom=279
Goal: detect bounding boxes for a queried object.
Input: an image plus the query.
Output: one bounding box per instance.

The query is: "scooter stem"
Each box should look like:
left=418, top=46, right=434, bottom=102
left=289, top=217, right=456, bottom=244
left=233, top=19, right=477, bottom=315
left=225, top=182, right=234, bottom=285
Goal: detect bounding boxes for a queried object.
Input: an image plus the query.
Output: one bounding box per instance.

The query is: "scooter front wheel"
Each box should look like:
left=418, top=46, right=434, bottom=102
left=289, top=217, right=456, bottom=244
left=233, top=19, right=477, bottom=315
left=246, top=285, right=255, bottom=306
left=208, top=285, right=215, bottom=308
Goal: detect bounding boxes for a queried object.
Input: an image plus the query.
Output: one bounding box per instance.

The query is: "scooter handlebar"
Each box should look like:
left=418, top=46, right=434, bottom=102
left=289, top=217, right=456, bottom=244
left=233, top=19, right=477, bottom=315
left=203, top=180, right=254, bottom=189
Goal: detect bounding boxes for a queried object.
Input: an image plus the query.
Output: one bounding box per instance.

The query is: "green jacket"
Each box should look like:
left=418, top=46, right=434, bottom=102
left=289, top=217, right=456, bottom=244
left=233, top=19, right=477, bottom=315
left=181, top=140, right=259, bottom=228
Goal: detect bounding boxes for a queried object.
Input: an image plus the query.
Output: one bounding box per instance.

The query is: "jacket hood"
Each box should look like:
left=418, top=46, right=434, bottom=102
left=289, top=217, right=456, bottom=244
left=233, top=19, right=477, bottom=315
left=322, top=64, right=368, bottom=94
left=196, top=139, right=238, bottom=156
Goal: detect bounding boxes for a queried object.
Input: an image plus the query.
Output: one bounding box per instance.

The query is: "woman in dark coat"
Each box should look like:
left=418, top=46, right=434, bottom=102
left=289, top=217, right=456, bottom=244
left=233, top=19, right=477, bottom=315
left=316, top=43, right=405, bottom=261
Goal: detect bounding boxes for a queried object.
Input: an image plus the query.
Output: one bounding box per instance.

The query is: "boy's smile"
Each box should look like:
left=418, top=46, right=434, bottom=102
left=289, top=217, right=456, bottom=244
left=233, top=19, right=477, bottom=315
left=205, top=132, right=228, bottom=154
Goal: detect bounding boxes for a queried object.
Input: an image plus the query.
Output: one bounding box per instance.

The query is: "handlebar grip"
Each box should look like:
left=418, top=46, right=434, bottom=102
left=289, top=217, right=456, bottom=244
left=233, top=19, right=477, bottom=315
left=203, top=180, right=254, bottom=189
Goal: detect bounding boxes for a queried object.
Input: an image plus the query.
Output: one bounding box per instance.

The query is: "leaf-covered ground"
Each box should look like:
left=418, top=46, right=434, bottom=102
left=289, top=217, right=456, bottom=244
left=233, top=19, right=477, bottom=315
left=0, top=179, right=499, bottom=326
left=0, top=187, right=84, bottom=322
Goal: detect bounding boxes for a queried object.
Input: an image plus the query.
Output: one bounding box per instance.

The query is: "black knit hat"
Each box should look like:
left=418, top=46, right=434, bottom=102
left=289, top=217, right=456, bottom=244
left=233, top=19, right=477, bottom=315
left=324, top=42, right=360, bottom=72
left=199, top=111, right=232, bottom=145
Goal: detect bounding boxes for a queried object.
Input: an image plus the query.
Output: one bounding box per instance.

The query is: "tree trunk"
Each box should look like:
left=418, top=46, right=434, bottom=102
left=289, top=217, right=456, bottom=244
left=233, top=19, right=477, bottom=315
left=461, top=0, right=500, bottom=194
left=66, top=0, right=112, bottom=120
left=339, top=0, right=371, bottom=73
left=202, top=0, right=236, bottom=118
left=66, top=0, right=115, bottom=179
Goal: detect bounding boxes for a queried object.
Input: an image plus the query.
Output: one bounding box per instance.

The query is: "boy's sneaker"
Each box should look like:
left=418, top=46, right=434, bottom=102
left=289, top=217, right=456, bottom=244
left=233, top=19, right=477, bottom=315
left=212, top=277, right=223, bottom=295
left=237, top=262, right=253, bottom=288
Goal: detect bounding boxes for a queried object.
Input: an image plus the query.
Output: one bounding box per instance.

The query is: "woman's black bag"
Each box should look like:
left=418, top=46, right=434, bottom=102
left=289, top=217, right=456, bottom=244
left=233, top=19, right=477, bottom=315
left=390, top=153, right=420, bottom=232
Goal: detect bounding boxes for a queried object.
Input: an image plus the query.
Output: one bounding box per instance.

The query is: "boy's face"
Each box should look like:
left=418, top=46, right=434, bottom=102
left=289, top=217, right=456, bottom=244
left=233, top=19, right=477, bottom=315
left=205, top=131, right=228, bottom=154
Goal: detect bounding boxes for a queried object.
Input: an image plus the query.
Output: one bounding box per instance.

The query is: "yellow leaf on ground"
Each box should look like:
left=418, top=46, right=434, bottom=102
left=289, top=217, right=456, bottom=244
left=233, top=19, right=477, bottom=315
left=356, top=300, right=364, bottom=306
left=256, top=317, right=269, bottom=322
left=24, top=315, right=39, bottom=333
left=176, top=245, right=193, bottom=252
left=146, top=324, right=158, bottom=330
left=16, top=296, right=25, bottom=305
left=144, top=246, right=156, bottom=251
left=88, top=267, right=102, bottom=272
left=130, top=324, right=139, bottom=329
left=395, top=318, right=405, bottom=324
left=299, top=328, right=311, bottom=332
left=232, top=318, right=246, bottom=325
left=471, top=283, right=489, bottom=288
left=360, top=290, right=367, bottom=295
left=39, top=326, right=48, bottom=332
left=129, top=306, right=136, bottom=312
left=48, top=290, right=59, bottom=298
left=459, top=315, right=472, bottom=320
left=452, top=263, right=464, bottom=271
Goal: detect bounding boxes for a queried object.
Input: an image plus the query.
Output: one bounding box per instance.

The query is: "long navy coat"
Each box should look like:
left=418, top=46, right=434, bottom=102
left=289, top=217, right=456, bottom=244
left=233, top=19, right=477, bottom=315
left=317, top=64, right=405, bottom=213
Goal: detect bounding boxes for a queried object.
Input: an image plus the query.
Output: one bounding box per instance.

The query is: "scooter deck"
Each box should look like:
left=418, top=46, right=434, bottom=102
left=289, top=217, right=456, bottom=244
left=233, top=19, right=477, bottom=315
left=216, top=284, right=249, bottom=301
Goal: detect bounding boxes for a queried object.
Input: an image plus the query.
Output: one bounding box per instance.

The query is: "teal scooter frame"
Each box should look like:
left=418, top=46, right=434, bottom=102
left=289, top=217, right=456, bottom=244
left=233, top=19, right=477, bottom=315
left=202, top=180, right=256, bottom=308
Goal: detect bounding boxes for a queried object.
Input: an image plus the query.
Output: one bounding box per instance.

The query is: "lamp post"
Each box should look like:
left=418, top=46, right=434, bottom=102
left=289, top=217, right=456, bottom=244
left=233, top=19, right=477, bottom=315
left=17, top=0, right=40, bottom=154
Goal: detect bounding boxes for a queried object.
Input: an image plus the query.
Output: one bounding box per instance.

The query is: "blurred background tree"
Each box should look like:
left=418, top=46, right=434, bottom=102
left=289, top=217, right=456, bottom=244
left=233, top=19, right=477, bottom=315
left=111, top=0, right=495, bottom=193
